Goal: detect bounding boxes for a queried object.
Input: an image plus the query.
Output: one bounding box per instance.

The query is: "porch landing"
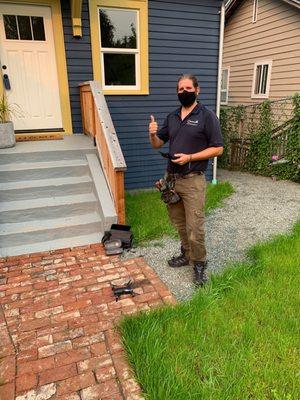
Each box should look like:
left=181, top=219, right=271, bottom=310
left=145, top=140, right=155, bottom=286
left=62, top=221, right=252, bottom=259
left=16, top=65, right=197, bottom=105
left=0, top=243, right=175, bottom=400
left=0, top=135, right=95, bottom=155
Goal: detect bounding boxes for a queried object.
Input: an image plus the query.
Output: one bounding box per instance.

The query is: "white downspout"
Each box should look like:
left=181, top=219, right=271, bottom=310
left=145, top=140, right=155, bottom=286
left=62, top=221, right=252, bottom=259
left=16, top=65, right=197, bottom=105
left=212, top=0, right=225, bottom=184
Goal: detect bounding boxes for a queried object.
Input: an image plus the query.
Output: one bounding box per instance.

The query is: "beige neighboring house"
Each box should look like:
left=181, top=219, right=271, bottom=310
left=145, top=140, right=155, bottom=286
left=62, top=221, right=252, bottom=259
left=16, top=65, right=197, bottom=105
left=222, top=0, right=300, bottom=106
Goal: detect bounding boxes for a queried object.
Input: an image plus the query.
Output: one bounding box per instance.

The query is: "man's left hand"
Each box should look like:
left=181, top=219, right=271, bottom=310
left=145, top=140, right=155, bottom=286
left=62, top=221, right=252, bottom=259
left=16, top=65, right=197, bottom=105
left=172, top=153, right=191, bottom=165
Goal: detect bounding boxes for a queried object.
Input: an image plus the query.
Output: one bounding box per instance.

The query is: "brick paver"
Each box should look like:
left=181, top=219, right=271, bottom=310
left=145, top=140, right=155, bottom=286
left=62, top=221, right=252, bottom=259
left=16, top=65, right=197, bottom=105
left=0, top=243, right=176, bottom=399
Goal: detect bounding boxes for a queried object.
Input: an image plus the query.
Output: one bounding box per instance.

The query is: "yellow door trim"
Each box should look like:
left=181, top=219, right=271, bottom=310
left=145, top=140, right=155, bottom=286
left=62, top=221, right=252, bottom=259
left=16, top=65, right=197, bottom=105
left=0, top=0, right=73, bottom=134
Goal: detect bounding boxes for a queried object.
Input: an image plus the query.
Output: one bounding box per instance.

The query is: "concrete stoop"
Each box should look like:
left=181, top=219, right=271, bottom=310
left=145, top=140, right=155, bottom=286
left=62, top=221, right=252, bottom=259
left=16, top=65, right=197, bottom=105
left=0, top=135, right=117, bottom=257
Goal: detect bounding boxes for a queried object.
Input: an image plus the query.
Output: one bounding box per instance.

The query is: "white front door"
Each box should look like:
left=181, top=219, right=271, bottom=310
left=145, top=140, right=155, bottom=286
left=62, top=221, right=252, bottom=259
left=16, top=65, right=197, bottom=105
left=0, top=3, right=63, bottom=131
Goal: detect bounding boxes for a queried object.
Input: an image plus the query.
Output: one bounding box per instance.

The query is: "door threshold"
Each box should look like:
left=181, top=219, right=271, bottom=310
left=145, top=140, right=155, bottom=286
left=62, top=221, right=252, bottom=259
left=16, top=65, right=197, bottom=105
left=15, top=128, right=64, bottom=133
left=15, top=133, right=64, bottom=142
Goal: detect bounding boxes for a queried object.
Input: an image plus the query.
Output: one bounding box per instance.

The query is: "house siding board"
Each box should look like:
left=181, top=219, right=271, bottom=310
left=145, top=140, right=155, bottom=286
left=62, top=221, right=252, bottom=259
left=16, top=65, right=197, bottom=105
left=223, top=0, right=300, bottom=105
left=62, top=0, right=222, bottom=189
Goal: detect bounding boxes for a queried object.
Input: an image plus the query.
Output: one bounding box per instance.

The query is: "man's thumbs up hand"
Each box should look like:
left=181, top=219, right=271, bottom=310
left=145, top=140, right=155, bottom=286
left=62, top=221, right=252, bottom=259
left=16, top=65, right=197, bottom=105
left=149, top=115, right=158, bottom=136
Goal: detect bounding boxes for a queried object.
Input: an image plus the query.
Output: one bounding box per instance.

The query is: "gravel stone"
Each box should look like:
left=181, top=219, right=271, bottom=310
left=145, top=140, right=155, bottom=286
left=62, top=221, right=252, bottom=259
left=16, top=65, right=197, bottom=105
left=122, top=170, right=300, bottom=301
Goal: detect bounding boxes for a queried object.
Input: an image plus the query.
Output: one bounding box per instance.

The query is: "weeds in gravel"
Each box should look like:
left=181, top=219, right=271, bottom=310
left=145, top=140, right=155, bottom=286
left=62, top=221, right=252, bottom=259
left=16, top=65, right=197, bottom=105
left=126, top=181, right=234, bottom=244
left=120, top=222, right=300, bottom=400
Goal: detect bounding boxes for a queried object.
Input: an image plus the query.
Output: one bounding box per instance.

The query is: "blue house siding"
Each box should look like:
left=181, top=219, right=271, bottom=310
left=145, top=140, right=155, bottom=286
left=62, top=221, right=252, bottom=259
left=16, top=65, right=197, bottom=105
left=61, top=0, right=93, bottom=133
left=61, top=0, right=222, bottom=189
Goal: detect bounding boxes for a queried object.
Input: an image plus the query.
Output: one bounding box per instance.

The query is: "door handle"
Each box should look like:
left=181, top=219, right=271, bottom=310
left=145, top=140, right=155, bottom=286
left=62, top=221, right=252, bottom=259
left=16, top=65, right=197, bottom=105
left=2, top=65, right=7, bottom=70
left=3, top=74, right=11, bottom=90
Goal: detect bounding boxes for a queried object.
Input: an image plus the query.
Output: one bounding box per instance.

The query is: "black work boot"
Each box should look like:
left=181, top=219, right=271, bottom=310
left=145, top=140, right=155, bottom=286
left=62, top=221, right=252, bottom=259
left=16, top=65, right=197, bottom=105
left=193, top=261, right=208, bottom=286
left=168, top=245, right=189, bottom=268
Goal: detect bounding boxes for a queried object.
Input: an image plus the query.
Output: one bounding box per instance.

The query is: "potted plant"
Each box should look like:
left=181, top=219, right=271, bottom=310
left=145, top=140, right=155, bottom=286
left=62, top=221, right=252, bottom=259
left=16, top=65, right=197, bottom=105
left=0, top=94, right=16, bottom=148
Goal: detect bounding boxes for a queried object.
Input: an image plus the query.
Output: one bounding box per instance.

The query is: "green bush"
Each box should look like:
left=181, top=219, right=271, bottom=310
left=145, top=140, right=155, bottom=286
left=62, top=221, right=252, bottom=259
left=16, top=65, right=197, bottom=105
left=219, top=105, right=245, bottom=168
left=272, top=94, right=300, bottom=182
left=220, top=93, right=300, bottom=182
left=246, top=100, right=273, bottom=175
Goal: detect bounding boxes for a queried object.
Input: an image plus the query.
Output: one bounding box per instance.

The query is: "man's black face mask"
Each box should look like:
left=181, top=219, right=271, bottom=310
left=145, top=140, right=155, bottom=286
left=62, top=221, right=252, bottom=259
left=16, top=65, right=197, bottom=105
left=177, top=90, right=197, bottom=107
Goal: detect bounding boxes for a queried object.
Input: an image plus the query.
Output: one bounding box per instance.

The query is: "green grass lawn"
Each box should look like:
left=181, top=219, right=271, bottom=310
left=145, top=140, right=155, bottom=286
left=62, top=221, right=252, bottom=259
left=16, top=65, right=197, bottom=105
left=125, top=181, right=234, bottom=244
left=120, top=222, right=300, bottom=400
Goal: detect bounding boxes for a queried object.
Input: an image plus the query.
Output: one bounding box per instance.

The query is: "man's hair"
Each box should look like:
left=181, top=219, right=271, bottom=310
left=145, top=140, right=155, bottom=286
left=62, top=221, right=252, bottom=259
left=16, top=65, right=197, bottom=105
left=177, top=74, right=199, bottom=90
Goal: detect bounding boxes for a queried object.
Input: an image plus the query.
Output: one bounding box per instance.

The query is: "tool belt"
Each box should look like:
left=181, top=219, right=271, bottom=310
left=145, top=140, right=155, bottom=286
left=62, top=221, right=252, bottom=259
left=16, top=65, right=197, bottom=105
left=168, top=171, right=204, bottom=180
left=155, top=171, right=204, bottom=205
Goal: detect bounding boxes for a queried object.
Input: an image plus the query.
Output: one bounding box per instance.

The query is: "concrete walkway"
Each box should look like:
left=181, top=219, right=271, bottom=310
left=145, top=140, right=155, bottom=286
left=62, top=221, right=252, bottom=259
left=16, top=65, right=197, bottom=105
left=0, top=244, right=175, bottom=400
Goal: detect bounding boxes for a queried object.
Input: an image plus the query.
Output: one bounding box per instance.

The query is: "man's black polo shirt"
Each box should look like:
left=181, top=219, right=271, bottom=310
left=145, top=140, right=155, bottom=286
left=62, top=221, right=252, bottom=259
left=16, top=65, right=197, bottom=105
left=157, top=103, right=223, bottom=174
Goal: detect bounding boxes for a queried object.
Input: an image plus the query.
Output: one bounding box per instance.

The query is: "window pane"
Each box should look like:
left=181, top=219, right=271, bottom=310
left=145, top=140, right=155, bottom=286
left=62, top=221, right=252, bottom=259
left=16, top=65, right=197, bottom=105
left=261, top=64, right=269, bottom=94
left=221, top=69, right=228, bottom=91
left=255, top=65, right=262, bottom=94
left=32, top=16, right=45, bottom=41
left=221, top=90, right=227, bottom=103
left=104, top=53, right=136, bottom=86
left=3, top=15, right=18, bottom=39
left=17, top=15, right=32, bottom=40
left=100, top=8, right=137, bottom=49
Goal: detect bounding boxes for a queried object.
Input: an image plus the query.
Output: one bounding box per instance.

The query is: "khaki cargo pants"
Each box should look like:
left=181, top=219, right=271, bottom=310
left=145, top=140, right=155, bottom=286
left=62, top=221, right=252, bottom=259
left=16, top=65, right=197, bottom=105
left=167, top=174, right=206, bottom=263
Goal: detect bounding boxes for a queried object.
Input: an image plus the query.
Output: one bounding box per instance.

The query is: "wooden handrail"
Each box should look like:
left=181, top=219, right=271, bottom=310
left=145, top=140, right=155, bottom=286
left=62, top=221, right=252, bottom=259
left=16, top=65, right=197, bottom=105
left=79, top=81, right=127, bottom=224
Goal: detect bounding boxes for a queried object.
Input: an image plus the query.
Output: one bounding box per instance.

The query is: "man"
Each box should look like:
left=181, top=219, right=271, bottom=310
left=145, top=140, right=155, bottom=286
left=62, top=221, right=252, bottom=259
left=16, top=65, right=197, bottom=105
left=148, top=74, right=224, bottom=286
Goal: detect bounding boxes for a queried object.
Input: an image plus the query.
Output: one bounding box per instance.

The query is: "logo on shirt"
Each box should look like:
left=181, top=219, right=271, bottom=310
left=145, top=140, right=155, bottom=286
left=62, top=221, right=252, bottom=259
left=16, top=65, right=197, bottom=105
left=187, top=119, right=199, bottom=126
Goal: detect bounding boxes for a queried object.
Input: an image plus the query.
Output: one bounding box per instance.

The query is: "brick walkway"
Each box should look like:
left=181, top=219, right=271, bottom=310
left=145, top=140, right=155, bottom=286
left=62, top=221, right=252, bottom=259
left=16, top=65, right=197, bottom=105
left=0, top=244, right=175, bottom=400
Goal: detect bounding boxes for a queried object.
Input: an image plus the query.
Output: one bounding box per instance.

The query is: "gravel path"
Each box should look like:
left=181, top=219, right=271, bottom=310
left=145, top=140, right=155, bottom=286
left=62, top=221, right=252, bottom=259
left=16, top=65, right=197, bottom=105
left=122, top=170, right=300, bottom=301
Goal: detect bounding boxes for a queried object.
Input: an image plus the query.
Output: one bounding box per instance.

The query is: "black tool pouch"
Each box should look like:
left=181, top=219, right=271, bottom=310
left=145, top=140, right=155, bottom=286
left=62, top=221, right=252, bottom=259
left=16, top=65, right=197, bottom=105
left=156, top=173, right=181, bottom=205
left=161, top=188, right=181, bottom=204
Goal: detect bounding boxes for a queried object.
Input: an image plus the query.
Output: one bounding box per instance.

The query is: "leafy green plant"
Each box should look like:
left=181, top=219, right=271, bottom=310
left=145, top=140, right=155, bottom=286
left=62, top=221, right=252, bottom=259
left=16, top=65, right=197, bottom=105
left=0, top=94, right=21, bottom=123
left=246, top=100, right=273, bottom=175
left=270, top=93, right=300, bottom=182
left=219, top=105, right=245, bottom=168
left=220, top=93, right=300, bottom=182
left=0, top=94, right=12, bottom=123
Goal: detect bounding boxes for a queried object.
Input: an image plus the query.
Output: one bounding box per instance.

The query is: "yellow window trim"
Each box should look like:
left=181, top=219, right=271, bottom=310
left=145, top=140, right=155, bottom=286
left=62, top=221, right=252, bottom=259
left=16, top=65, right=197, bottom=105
left=89, top=0, right=149, bottom=95
left=0, top=0, right=73, bottom=134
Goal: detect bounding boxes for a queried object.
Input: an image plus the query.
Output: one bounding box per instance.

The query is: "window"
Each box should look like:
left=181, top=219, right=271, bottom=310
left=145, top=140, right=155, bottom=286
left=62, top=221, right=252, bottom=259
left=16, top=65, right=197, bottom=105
left=221, top=67, right=230, bottom=105
left=99, top=7, right=139, bottom=89
left=252, top=61, right=272, bottom=98
left=252, top=0, right=258, bottom=23
left=89, top=0, right=149, bottom=95
left=3, top=15, right=45, bottom=41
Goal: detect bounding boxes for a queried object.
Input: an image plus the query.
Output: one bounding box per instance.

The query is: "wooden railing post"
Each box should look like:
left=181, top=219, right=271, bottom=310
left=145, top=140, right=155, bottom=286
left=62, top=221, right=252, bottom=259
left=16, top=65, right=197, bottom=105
left=80, top=84, right=95, bottom=136
left=79, top=81, right=127, bottom=224
left=115, top=172, right=125, bottom=224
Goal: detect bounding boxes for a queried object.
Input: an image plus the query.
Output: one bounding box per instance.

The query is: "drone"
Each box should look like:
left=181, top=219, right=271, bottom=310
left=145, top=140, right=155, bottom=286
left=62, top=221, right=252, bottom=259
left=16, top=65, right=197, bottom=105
left=111, top=280, right=138, bottom=301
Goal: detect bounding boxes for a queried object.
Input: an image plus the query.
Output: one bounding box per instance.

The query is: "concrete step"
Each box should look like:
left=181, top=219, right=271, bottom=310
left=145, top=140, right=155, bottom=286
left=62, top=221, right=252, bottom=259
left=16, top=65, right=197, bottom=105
left=0, top=193, right=98, bottom=223
left=0, top=232, right=102, bottom=258
left=0, top=212, right=102, bottom=248
left=0, top=137, right=117, bottom=257
left=0, top=176, right=93, bottom=201
left=0, top=149, right=96, bottom=165
left=0, top=135, right=96, bottom=165
left=0, top=159, right=89, bottom=182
